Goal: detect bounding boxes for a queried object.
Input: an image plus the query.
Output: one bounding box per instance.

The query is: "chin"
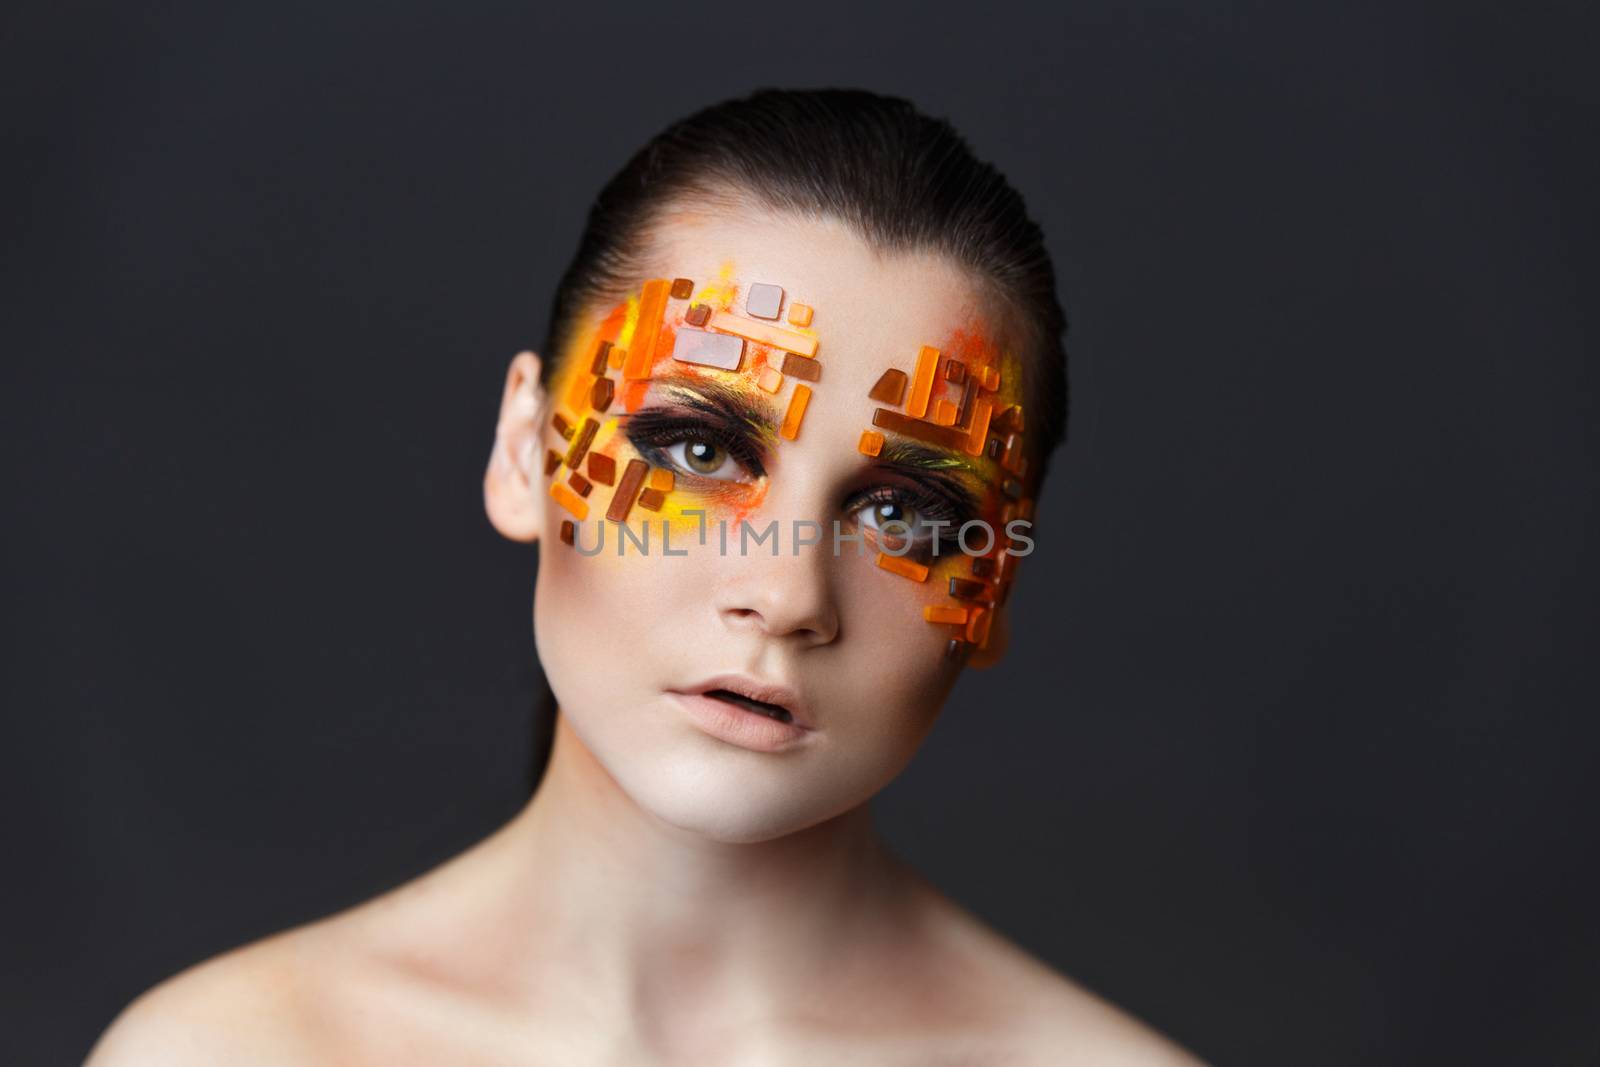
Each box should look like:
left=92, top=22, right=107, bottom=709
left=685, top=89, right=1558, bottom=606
left=596, top=742, right=853, bottom=844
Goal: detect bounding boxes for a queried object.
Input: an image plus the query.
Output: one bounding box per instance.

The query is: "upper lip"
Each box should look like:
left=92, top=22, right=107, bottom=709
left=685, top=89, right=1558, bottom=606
left=675, top=673, right=812, bottom=729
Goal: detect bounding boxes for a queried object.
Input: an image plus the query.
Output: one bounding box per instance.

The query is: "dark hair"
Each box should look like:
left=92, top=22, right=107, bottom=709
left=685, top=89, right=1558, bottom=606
left=529, top=88, right=1069, bottom=787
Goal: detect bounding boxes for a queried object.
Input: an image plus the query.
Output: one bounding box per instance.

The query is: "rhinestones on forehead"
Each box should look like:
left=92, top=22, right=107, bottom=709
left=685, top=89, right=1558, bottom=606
left=621, top=279, right=671, bottom=381
left=707, top=311, right=818, bottom=359
left=542, top=274, right=825, bottom=546
left=671, top=329, right=745, bottom=371
left=781, top=352, right=820, bottom=382
left=906, top=345, right=939, bottom=419
left=779, top=384, right=811, bottom=441
left=869, top=368, right=907, bottom=405
left=745, top=283, right=783, bottom=320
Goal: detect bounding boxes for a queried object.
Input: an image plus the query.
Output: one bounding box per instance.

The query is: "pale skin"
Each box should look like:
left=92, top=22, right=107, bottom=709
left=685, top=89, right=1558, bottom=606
left=86, top=203, right=1210, bottom=1066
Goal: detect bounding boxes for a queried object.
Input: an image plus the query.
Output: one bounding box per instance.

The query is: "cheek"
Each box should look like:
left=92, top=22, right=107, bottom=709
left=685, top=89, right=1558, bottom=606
left=534, top=525, right=710, bottom=691
left=532, top=461, right=717, bottom=724
left=829, top=556, right=967, bottom=737
left=848, top=539, right=1010, bottom=673
left=531, top=374, right=758, bottom=717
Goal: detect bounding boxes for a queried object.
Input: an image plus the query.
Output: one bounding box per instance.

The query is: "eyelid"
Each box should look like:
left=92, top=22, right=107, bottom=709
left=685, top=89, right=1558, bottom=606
left=858, top=465, right=980, bottom=518
left=847, top=482, right=974, bottom=541
left=622, top=409, right=768, bottom=480
left=658, top=440, right=750, bottom=483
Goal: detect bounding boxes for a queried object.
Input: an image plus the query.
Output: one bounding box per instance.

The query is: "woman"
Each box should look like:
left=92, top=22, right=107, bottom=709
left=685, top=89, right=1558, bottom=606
left=89, top=89, right=1207, bottom=1066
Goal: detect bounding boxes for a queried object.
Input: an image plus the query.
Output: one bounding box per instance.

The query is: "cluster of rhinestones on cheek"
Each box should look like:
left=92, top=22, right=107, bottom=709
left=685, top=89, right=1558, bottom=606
left=858, top=337, right=1032, bottom=661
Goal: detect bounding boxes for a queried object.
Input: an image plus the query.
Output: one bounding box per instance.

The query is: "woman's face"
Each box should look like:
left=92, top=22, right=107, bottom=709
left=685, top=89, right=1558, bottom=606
left=488, top=206, right=1034, bottom=844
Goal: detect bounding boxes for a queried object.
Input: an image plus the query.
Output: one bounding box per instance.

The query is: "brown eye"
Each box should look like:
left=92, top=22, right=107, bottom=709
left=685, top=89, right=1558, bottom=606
left=623, top=409, right=767, bottom=482
left=667, top=438, right=747, bottom=481
left=855, top=499, right=924, bottom=546
left=684, top=440, right=725, bottom=474
left=865, top=500, right=916, bottom=527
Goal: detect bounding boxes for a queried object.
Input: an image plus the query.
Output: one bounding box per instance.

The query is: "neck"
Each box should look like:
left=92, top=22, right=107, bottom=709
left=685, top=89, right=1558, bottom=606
left=468, top=711, right=924, bottom=1034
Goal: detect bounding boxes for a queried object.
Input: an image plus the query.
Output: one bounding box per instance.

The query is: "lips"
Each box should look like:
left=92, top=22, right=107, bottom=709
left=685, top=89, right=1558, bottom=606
left=676, top=673, right=810, bottom=729
left=704, top=688, right=793, bottom=723
left=667, top=672, right=817, bottom=753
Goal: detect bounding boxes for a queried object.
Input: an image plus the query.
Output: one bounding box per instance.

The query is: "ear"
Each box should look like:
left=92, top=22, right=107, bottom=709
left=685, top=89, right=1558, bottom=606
left=965, top=599, right=1011, bottom=670
left=484, top=350, right=548, bottom=544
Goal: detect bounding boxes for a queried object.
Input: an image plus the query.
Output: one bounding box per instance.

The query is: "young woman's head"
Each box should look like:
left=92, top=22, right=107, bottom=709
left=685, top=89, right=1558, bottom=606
left=485, top=89, right=1067, bottom=844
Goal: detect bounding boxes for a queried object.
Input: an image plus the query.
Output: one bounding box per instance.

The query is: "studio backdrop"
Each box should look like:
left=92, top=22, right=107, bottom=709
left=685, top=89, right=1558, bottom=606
left=3, top=4, right=1595, bottom=1065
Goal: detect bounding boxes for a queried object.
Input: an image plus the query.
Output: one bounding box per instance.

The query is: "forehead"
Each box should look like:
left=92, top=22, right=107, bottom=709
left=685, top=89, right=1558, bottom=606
left=647, top=206, right=999, bottom=367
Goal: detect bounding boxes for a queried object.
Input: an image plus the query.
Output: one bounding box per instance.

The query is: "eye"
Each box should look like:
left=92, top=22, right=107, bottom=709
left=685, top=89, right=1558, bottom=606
left=851, top=491, right=947, bottom=553
left=621, top=411, right=767, bottom=482
left=666, top=437, right=747, bottom=481
left=856, top=497, right=923, bottom=540
left=848, top=483, right=975, bottom=556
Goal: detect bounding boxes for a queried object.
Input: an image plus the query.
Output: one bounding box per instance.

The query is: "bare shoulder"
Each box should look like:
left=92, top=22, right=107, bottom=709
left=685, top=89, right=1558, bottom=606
left=903, top=875, right=1212, bottom=1067
left=83, top=926, right=329, bottom=1067
left=998, top=971, right=1213, bottom=1067
left=84, top=821, right=531, bottom=1067
left=83, top=829, right=513, bottom=1067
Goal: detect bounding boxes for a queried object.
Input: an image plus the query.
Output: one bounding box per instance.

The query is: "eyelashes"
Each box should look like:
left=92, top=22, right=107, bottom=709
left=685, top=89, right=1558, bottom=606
left=852, top=484, right=972, bottom=533
left=623, top=409, right=767, bottom=480
left=850, top=480, right=979, bottom=560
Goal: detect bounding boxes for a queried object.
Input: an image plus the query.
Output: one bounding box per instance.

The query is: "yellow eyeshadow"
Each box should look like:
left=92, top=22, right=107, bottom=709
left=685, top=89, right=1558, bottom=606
left=566, top=371, right=593, bottom=410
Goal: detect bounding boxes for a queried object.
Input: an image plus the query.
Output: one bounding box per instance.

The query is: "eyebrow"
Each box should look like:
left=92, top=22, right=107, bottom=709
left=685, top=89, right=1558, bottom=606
left=652, top=374, right=781, bottom=441
left=874, top=440, right=984, bottom=514
left=877, top=439, right=980, bottom=476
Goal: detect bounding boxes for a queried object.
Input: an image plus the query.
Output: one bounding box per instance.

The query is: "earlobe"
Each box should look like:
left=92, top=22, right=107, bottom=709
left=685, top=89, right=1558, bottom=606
left=484, top=350, right=548, bottom=544
left=965, top=602, right=1011, bottom=670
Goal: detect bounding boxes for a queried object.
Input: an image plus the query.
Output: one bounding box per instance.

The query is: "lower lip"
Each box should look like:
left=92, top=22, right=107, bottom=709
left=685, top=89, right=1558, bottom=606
left=668, top=691, right=811, bottom=752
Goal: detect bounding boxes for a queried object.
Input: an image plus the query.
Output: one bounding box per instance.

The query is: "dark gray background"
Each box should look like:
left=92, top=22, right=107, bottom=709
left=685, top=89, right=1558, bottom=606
left=4, top=3, right=1595, bottom=1064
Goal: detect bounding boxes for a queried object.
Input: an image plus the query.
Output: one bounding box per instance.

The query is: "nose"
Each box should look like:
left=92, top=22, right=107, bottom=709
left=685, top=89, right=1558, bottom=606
left=712, top=522, right=841, bottom=646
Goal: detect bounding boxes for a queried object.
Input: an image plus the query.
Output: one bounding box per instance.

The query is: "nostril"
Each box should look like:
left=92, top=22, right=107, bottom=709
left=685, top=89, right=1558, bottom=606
left=716, top=584, right=840, bottom=645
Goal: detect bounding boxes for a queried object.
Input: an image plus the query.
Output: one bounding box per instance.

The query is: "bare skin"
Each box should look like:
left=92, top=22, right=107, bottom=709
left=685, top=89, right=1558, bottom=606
left=87, top=716, right=1206, bottom=1066
left=87, top=206, right=1210, bottom=1067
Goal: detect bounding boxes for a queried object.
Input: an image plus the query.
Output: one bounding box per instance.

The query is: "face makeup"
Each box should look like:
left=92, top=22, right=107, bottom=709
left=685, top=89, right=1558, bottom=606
left=507, top=217, right=1045, bottom=839
left=541, top=266, right=1033, bottom=664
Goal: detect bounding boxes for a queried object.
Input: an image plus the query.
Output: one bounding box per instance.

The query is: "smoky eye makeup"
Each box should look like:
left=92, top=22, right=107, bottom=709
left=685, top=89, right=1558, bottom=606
left=618, top=379, right=985, bottom=542
left=623, top=407, right=769, bottom=482
left=547, top=273, right=1027, bottom=660
left=852, top=438, right=985, bottom=551
left=610, top=361, right=986, bottom=562
left=619, top=377, right=779, bottom=485
left=844, top=471, right=981, bottom=556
